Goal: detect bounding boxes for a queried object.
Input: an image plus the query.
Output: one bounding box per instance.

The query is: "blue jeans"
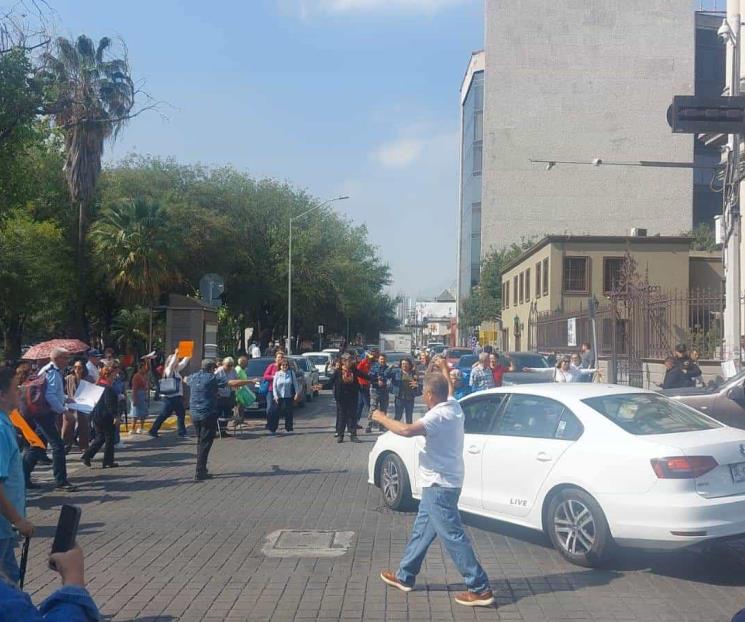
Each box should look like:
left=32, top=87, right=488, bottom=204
left=356, top=386, right=370, bottom=422
left=397, top=486, right=490, bottom=593
left=151, top=396, right=186, bottom=435
left=0, top=537, right=20, bottom=584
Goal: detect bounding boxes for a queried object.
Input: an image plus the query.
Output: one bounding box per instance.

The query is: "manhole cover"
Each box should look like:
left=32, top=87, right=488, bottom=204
left=262, top=529, right=354, bottom=558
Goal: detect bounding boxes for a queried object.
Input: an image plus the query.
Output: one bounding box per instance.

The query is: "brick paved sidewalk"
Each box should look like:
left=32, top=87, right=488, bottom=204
left=19, top=393, right=745, bottom=621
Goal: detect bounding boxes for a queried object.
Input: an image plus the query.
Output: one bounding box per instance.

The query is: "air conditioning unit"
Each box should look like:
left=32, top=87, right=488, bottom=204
left=630, top=228, right=648, bottom=237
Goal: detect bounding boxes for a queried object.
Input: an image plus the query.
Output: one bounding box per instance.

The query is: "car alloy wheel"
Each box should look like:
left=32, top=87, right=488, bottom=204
left=553, top=499, right=595, bottom=556
left=379, top=453, right=412, bottom=511
left=382, top=458, right=400, bottom=505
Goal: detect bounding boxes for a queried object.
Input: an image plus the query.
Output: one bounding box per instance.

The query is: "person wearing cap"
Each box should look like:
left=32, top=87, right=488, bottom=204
left=185, top=360, right=251, bottom=481
left=85, top=350, right=101, bottom=383
left=27, top=348, right=76, bottom=491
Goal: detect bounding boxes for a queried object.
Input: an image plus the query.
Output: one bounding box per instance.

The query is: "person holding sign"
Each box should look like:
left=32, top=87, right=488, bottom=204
left=149, top=348, right=190, bottom=438
left=79, top=365, right=119, bottom=468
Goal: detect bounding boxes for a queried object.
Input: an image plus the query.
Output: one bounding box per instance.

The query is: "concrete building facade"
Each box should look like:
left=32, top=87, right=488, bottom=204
left=456, top=51, right=485, bottom=310
left=481, top=1, right=697, bottom=256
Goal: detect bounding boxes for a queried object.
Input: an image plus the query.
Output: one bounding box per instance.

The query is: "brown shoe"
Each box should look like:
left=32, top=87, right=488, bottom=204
left=380, top=570, right=412, bottom=593
left=454, top=590, right=495, bottom=607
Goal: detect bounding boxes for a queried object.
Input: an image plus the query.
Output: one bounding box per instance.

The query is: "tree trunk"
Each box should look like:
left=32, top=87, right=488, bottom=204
left=3, top=316, right=23, bottom=361
left=69, top=198, right=88, bottom=339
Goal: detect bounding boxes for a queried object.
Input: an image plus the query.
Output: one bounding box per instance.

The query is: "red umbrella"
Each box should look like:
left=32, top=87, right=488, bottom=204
left=23, top=339, right=90, bottom=361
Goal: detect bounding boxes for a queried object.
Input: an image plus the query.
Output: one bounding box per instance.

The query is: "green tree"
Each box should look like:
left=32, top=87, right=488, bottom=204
left=459, top=239, right=536, bottom=329
left=41, top=35, right=135, bottom=334
left=683, top=223, right=719, bottom=252
left=110, top=306, right=149, bottom=355
left=0, top=212, right=71, bottom=359
left=90, top=197, right=175, bottom=305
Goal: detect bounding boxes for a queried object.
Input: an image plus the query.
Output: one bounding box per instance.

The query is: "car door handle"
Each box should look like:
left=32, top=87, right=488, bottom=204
left=536, top=452, right=553, bottom=462
left=467, top=446, right=481, bottom=455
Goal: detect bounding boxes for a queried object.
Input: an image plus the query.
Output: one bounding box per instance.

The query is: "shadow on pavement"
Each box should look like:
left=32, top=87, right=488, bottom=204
left=103, top=617, right=177, bottom=622
left=424, top=568, right=622, bottom=604
left=217, top=464, right=348, bottom=478
left=31, top=521, right=106, bottom=538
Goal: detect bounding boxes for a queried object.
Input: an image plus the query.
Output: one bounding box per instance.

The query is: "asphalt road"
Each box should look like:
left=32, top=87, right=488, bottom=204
left=20, top=392, right=745, bottom=621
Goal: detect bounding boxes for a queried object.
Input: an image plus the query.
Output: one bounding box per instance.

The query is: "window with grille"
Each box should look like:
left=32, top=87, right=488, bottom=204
left=519, top=272, right=524, bottom=304
left=603, top=257, right=624, bottom=293
left=563, top=257, right=588, bottom=293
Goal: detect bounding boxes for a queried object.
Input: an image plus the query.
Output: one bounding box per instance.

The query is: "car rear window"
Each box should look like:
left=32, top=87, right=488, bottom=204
left=582, top=393, right=722, bottom=435
left=508, top=354, right=548, bottom=369
left=305, top=355, right=328, bottom=365
left=244, top=359, right=272, bottom=375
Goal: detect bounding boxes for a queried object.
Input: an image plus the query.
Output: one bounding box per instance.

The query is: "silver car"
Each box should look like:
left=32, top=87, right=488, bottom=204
left=290, top=356, right=320, bottom=402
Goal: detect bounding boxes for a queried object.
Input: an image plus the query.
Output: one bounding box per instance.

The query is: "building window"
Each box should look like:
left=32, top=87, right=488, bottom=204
left=519, top=272, right=524, bottom=304
left=542, top=258, right=549, bottom=296
left=503, top=281, right=509, bottom=309
left=603, top=257, right=624, bottom=293
left=513, top=276, right=518, bottom=305
left=563, top=257, right=589, bottom=293
left=535, top=262, right=542, bottom=298
left=474, top=111, right=483, bottom=142
left=525, top=268, right=531, bottom=301
left=473, top=144, right=482, bottom=175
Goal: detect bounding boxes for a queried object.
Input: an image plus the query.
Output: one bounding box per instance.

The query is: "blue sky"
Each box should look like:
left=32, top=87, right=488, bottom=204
left=48, top=0, right=484, bottom=298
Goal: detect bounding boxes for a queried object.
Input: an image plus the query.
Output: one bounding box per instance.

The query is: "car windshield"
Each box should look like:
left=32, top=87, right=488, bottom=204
left=582, top=393, right=722, bottom=435
left=291, top=358, right=309, bottom=370
left=718, top=369, right=745, bottom=392
left=305, top=355, right=328, bottom=365
left=507, top=353, right=548, bottom=369
left=458, top=355, right=478, bottom=369
left=244, top=359, right=274, bottom=375
left=448, top=349, right=472, bottom=359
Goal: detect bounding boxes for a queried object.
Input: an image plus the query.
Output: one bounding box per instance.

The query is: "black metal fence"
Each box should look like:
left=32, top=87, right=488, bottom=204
left=531, top=289, right=724, bottom=382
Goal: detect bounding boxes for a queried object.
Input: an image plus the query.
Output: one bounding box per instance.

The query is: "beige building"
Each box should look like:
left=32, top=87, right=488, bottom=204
left=500, top=235, right=721, bottom=352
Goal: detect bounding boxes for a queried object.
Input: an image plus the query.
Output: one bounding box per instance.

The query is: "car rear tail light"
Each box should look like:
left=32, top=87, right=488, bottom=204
left=651, top=456, right=718, bottom=479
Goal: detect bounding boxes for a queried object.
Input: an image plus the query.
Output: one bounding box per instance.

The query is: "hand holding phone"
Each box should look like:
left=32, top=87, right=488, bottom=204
left=49, top=545, right=85, bottom=586
left=51, top=504, right=81, bottom=556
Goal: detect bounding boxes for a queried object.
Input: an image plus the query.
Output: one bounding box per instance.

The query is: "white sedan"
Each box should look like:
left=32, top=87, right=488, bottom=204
left=368, top=383, right=745, bottom=567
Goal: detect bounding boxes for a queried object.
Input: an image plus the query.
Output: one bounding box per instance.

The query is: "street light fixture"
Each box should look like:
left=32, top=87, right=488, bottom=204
left=287, top=195, right=350, bottom=355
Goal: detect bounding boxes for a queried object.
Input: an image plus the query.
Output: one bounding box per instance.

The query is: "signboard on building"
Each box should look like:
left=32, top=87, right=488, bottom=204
left=567, top=318, right=577, bottom=347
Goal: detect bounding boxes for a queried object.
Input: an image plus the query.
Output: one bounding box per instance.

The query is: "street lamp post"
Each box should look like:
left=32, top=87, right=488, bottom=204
left=287, top=196, right=349, bottom=355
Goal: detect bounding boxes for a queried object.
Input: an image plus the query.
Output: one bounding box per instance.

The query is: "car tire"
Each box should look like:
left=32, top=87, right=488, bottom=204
left=546, top=488, right=613, bottom=567
left=379, top=453, right=413, bottom=511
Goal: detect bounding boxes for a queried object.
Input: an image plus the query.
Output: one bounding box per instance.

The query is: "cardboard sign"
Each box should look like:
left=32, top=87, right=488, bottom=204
left=178, top=340, right=195, bottom=358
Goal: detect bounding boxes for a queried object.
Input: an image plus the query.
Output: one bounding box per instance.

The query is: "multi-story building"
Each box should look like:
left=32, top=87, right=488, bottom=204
left=457, top=3, right=726, bottom=334
left=456, top=51, right=485, bottom=313
left=500, top=234, right=721, bottom=352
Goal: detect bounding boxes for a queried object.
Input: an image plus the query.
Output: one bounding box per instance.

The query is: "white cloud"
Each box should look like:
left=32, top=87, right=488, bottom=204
left=285, top=0, right=469, bottom=17
left=373, top=138, right=426, bottom=168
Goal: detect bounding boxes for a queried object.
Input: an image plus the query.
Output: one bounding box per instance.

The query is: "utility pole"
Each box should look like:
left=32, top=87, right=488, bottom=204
left=724, top=0, right=742, bottom=363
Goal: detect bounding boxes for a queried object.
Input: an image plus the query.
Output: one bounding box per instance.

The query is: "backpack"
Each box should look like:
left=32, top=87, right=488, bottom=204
left=20, top=373, right=51, bottom=418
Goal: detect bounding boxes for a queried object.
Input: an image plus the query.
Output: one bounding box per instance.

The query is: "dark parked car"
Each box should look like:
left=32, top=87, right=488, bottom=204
left=501, top=352, right=553, bottom=385
left=242, top=357, right=304, bottom=411
left=446, top=347, right=474, bottom=366
left=663, top=370, right=745, bottom=429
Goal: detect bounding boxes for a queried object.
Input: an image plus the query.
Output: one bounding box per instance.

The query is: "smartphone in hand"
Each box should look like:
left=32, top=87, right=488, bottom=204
left=51, top=505, right=81, bottom=555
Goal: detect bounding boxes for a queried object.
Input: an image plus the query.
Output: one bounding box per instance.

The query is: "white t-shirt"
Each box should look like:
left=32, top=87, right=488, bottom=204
left=417, top=397, right=465, bottom=488
left=86, top=361, right=99, bottom=382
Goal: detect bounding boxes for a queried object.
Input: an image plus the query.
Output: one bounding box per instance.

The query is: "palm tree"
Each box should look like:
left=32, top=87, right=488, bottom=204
left=110, top=306, right=149, bottom=356
left=41, top=35, right=135, bottom=335
left=90, top=197, right=175, bottom=306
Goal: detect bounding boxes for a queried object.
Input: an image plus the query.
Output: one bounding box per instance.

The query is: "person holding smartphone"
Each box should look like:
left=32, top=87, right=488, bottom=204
left=0, top=367, right=33, bottom=584
left=0, top=544, right=100, bottom=621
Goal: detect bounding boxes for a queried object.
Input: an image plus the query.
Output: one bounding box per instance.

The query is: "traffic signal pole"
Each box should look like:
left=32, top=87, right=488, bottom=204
left=724, top=0, right=742, bottom=363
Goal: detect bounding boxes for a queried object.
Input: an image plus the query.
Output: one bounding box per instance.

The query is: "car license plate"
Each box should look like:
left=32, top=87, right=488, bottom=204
left=730, top=462, right=745, bottom=483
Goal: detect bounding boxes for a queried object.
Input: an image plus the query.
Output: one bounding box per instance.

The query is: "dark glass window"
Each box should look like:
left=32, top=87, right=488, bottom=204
left=495, top=394, right=570, bottom=439
left=542, top=258, right=549, bottom=295
left=525, top=268, right=531, bottom=301
left=603, top=257, right=624, bottom=293
left=535, top=262, right=542, bottom=298
left=563, top=257, right=588, bottom=293
left=461, top=395, right=505, bottom=435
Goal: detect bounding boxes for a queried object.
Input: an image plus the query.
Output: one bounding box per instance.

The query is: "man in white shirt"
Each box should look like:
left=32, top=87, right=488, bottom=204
left=250, top=342, right=261, bottom=359
left=148, top=348, right=191, bottom=438
left=371, top=361, right=494, bottom=608
left=85, top=349, right=101, bottom=382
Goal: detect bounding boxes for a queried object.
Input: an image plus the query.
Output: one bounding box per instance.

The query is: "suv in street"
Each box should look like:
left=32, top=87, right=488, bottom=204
left=303, top=351, right=335, bottom=388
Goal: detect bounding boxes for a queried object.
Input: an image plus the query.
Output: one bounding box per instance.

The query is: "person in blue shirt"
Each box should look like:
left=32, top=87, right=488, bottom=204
left=0, top=544, right=100, bottom=622
left=24, top=348, right=76, bottom=491
left=270, top=359, right=301, bottom=434
left=365, top=353, right=391, bottom=433
left=185, top=359, right=250, bottom=480
left=0, top=366, right=34, bottom=583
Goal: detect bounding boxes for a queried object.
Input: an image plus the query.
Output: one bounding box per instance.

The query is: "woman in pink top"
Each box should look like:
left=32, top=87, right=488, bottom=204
left=263, top=351, right=285, bottom=419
